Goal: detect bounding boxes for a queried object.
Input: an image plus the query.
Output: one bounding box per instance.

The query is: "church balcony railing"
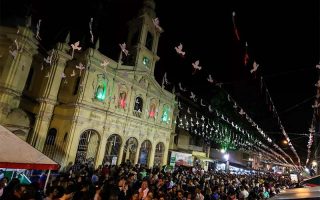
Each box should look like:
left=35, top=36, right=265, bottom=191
left=133, top=110, right=142, bottom=118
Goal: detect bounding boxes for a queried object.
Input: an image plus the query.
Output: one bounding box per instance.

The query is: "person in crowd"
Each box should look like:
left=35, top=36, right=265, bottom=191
left=0, top=159, right=298, bottom=200
left=58, top=184, right=76, bottom=200
left=0, top=179, right=5, bottom=198
left=239, top=185, right=249, bottom=200
left=138, top=180, right=149, bottom=200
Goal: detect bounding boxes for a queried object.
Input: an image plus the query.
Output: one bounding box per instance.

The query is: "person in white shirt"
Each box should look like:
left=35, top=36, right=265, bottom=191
left=138, top=180, right=149, bottom=200
left=239, top=186, right=249, bottom=200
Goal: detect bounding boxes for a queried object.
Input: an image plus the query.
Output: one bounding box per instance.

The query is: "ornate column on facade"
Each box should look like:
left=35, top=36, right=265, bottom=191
left=162, top=144, right=169, bottom=166
left=148, top=144, right=156, bottom=167
left=134, top=142, right=142, bottom=164
left=95, top=134, right=108, bottom=167
left=117, top=142, right=126, bottom=165
left=31, top=40, right=72, bottom=151
left=61, top=113, right=81, bottom=168
left=30, top=98, right=55, bottom=147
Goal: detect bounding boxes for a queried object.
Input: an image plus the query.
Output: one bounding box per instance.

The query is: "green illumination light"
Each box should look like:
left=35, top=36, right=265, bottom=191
left=220, top=148, right=226, bottom=153
left=143, top=57, right=150, bottom=67
left=96, top=79, right=107, bottom=101
left=161, top=105, right=170, bottom=122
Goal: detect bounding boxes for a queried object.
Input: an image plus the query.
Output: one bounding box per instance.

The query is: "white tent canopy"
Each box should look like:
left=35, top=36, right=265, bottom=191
left=0, top=125, right=59, bottom=170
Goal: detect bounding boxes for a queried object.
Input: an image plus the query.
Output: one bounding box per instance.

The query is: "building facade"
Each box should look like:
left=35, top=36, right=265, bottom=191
left=0, top=0, right=176, bottom=168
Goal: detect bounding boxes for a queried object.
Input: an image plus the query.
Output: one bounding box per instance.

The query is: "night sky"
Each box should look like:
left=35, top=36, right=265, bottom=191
left=1, top=0, right=319, bottom=164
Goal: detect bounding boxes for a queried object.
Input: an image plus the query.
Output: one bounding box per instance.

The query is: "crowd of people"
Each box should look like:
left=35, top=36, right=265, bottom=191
left=0, top=161, right=298, bottom=200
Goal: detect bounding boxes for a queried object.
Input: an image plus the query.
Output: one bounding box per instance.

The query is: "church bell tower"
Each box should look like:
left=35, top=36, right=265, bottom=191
left=126, top=0, right=162, bottom=76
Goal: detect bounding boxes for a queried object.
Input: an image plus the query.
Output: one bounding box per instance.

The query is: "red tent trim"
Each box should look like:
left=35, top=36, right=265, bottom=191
left=0, top=162, right=60, bottom=170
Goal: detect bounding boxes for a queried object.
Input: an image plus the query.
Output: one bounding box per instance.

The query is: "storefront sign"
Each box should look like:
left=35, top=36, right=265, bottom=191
left=170, top=151, right=193, bottom=167
left=290, top=174, right=298, bottom=182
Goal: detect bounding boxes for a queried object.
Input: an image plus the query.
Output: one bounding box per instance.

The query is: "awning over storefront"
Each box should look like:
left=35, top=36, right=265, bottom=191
left=169, top=151, right=194, bottom=167
left=0, top=125, right=60, bottom=170
left=195, top=155, right=215, bottom=163
left=229, top=162, right=251, bottom=171
left=192, top=151, right=214, bottom=163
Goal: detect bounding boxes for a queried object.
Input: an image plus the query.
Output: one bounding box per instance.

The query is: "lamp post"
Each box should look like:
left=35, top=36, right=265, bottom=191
left=224, top=153, right=230, bottom=173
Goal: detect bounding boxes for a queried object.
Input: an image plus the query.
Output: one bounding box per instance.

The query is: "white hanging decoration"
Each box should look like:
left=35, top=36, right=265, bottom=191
left=152, top=18, right=163, bottom=32
left=61, top=72, right=67, bottom=84
left=119, top=42, right=129, bottom=56
left=70, top=70, right=76, bottom=77
left=9, top=49, right=17, bottom=58
left=162, top=72, right=170, bottom=85
left=44, top=55, right=51, bottom=64
left=192, top=60, right=202, bottom=73
left=207, top=74, right=214, bottom=83
left=250, top=61, right=259, bottom=73
left=200, top=99, right=206, bottom=106
left=76, top=62, right=85, bottom=76
left=175, top=43, right=186, bottom=56
left=178, top=101, right=182, bottom=109
left=178, top=82, right=187, bottom=92
left=9, top=39, right=19, bottom=58
left=70, top=41, right=82, bottom=58
left=43, top=50, right=54, bottom=65
left=208, top=105, right=213, bottom=112
left=36, top=19, right=42, bottom=40
left=239, top=109, right=245, bottom=115
left=101, top=59, right=109, bottom=67
left=187, top=107, right=191, bottom=114
left=190, top=92, right=196, bottom=101
left=89, top=18, right=94, bottom=43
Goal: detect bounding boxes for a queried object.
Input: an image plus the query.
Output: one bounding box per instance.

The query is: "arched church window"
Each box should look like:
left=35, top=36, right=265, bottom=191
left=75, top=129, right=100, bottom=166
left=43, top=128, right=58, bottom=159
left=134, top=97, right=143, bottom=112
left=122, top=137, right=138, bottom=164
left=146, top=32, right=153, bottom=51
left=154, top=142, right=165, bottom=167
left=139, top=140, right=152, bottom=165
left=95, top=74, right=107, bottom=101
left=104, top=134, right=122, bottom=165
left=45, top=128, right=57, bottom=145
